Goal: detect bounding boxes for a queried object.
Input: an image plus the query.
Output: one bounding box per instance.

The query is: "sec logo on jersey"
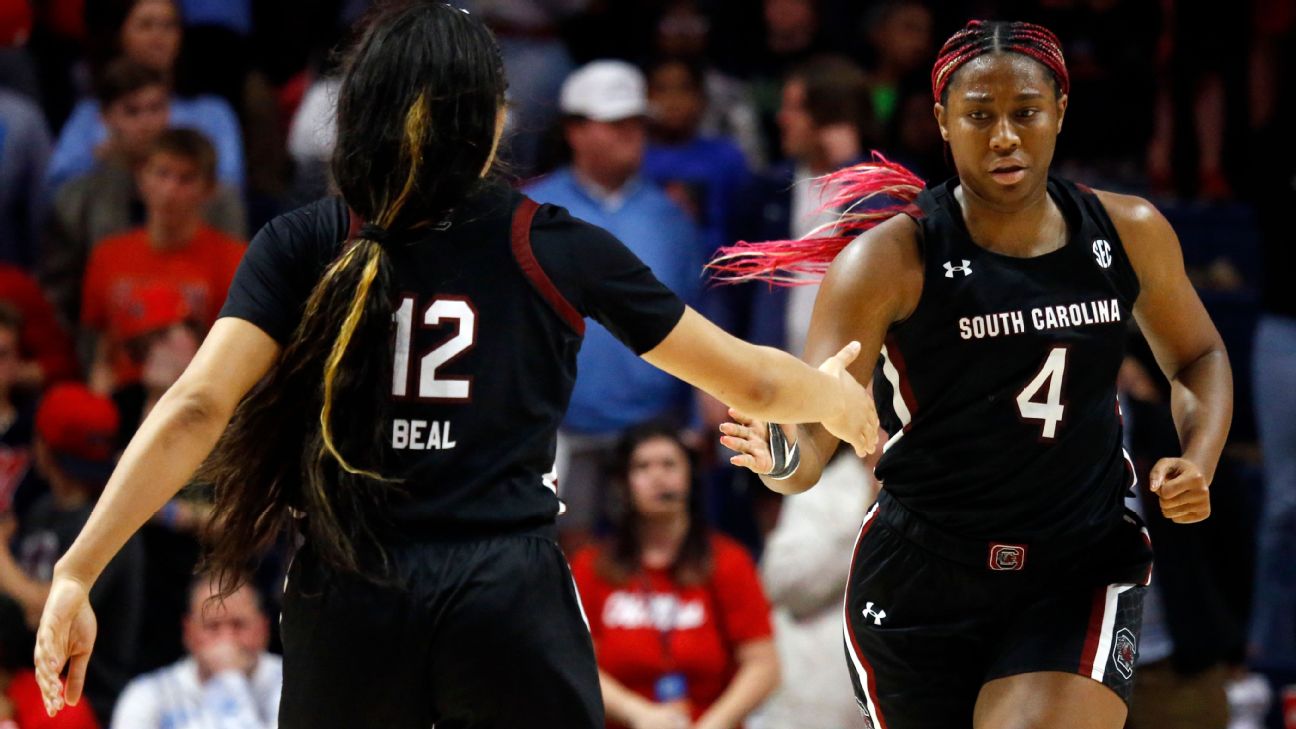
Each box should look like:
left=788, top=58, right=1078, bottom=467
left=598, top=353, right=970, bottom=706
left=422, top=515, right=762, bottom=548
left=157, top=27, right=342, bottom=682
left=1092, top=239, right=1113, bottom=269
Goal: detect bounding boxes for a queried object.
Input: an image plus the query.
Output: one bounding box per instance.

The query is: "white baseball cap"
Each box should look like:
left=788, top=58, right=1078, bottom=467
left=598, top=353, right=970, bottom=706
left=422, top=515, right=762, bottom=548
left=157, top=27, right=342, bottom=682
left=559, top=60, right=648, bottom=122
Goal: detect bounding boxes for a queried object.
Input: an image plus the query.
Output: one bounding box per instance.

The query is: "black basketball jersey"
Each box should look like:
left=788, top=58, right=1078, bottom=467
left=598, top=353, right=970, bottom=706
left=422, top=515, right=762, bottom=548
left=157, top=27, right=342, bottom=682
left=872, top=177, right=1140, bottom=544
left=220, top=184, right=685, bottom=537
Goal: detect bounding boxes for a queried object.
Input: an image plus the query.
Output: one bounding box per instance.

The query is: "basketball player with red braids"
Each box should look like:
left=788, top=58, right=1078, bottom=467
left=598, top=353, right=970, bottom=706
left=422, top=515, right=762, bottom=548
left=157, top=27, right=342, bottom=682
left=715, top=20, right=1232, bottom=729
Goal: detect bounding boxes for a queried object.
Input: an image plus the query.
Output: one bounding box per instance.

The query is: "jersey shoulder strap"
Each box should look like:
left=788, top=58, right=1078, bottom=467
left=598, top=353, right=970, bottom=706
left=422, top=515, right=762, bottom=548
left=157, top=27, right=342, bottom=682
left=1052, top=177, right=1142, bottom=304
left=509, top=196, right=585, bottom=335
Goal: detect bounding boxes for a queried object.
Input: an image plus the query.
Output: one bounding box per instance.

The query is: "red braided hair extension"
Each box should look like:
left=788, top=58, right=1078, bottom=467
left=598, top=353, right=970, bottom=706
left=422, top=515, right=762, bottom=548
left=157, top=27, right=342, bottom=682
left=709, top=153, right=925, bottom=285
left=932, top=20, right=1069, bottom=102
left=708, top=20, right=1068, bottom=287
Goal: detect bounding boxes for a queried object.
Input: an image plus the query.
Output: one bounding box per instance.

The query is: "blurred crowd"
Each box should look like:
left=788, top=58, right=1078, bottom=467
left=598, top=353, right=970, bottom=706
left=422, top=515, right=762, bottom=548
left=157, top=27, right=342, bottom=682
left=0, top=0, right=1293, bottom=727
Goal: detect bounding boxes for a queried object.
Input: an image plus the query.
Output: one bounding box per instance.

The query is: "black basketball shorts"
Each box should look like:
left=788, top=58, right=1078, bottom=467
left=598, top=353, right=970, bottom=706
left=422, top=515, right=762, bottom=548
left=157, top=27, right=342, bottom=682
left=278, top=524, right=603, bottom=729
left=843, top=491, right=1153, bottom=729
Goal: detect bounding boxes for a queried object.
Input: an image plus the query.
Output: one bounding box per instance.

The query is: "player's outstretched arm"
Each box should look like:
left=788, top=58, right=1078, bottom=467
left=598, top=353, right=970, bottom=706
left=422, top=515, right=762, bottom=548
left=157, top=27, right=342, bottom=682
left=643, top=308, right=878, bottom=459
left=1100, top=190, right=1233, bottom=524
left=35, top=317, right=280, bottom=716
left=720, top=214, right=924, bottom=494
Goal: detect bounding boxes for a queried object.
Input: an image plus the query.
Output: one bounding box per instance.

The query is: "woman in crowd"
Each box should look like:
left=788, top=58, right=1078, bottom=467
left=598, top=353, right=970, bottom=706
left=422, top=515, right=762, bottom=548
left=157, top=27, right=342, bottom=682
left=572, top=423, right=778, bottom=729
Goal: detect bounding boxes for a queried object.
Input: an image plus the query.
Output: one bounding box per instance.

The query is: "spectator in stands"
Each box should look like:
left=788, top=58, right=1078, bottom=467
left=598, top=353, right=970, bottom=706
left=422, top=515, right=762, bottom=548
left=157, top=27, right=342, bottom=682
left=41, top=60, right=244, bottom=326
left=111, top=576, right=281, bottom=729
left=751, top=452, right=876, bottom=729
left=80, top=129, right=244, bottom=394
left=733, top=55, right=872, bottom=356
left=456, top=0, right=588, bottom=176
left=0, top=306, right=35, bottom=519
left=525, top=60, right=702, bottom=547
left=741, top=0, right=826, bottom=165
left=0, top=85, right=51, bottom=267
left=0, top=265, right=78, bottom=390
left=106, top=283, right=212, bottom=672
left=571, top=424, right=778, bottom=729
left=0, top=384, right=142, bottom=725
left=285, top=72, right=340, bottom=203
left=0, top=596, right=101, bottom=728
left=643, top=57, right=751, bottom=255
left=858, top=0, right=932, bottom=129
left=48, top=0, right=244, bottom=192
left=653, top=0, right=765, bottom=169
left=1249, top=3, right=1296, bottom=717
left=0, top=0, right=40, bottom=104
left=880, top=75, right=946, bottom=182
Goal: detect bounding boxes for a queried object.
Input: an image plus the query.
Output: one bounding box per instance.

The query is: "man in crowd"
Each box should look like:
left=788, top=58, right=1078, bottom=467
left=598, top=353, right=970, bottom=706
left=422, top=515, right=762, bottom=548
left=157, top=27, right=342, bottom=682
left=525, top=60, right=702, bottom=548
left=112, top=577, right=281, bottom=729
left=80, top=128, right=245, bottom=394
left=0, top=383, right=143, bottom=725
left=42, top=59, right=245, bottom=325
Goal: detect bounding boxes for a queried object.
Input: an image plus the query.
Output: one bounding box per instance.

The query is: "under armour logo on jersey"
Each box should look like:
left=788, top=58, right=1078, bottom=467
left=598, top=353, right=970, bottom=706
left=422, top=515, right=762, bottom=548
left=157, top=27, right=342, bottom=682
left=862, top=602, right=886, bottom=626
left=1093, top=239, right=1113, bottom=269
left=944, top=260, right=973, bottom=278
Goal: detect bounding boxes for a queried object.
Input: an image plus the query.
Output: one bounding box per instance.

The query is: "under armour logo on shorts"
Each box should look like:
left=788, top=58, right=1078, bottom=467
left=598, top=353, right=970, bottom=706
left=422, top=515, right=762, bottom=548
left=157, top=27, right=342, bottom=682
left=862, top=601, right=887, bottom=626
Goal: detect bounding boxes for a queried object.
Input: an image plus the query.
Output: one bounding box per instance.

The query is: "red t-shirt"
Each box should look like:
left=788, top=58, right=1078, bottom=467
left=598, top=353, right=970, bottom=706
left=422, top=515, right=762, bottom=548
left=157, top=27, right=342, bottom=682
left=570, top=533, right=773, bottom=728
left=80, top=226, right=245, bottom=384
left=0, top=265, right=79, bottom=384
left=5, top=670, right=100, bottom=729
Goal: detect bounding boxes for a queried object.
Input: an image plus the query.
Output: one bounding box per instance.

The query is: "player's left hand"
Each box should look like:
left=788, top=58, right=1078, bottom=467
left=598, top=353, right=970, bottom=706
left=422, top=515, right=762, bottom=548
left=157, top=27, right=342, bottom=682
left=1150, top=457, right=1211, bottom=524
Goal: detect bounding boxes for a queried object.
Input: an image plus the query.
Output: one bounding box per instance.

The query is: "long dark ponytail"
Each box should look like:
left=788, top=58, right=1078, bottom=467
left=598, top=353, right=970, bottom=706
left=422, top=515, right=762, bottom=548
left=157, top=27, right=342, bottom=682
left=200, top=2, right=506, bottom=592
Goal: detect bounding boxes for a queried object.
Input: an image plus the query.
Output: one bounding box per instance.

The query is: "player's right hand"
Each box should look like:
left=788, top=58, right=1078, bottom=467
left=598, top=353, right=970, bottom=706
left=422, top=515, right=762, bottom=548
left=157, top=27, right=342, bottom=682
left=816, top=341, right=879, bottom=458
left=34, top=575, right=97, bottom=717
left=720, top=409, right=773, bottom=475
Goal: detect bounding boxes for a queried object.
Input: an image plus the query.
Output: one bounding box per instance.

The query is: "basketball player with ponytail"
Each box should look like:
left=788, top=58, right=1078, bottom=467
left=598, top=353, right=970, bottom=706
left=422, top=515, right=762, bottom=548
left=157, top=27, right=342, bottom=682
left=718, top=20, right=1232, bottom=728
left=29, top=4, right=879, bottom=727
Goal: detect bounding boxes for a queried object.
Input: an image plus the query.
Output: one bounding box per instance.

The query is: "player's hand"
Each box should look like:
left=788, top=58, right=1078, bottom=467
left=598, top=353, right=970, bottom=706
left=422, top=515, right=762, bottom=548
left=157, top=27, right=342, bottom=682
left=630, top=702, right=691, bottom=729
left=34, top=576, right=97, bottom=717
left=719, top=409, right=773, bottom=474
left=817, top=341, right=879, bottom=458
left=1150, top=457, right=1211, bottom=524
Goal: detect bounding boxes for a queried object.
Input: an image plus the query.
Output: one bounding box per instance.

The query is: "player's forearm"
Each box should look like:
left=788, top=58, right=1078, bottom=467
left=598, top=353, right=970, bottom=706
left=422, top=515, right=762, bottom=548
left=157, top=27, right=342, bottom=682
left=54, top=383, right=234, bottom=586
left=1169, top=347, right=1232, bottom=484
left=695, top=641, right=780, bottom=729
left=734, top=346, right=849, bottom=427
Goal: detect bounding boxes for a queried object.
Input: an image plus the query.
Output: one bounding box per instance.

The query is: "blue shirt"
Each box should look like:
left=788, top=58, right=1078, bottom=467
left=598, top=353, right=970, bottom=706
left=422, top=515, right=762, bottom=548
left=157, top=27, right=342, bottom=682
left=643, top=136, right=750, bottom=254
left=525, top=168, right=703, bottom=433
left=46, top=95, right=245, bottom=193
left=0, top=90, right=51, bottom=266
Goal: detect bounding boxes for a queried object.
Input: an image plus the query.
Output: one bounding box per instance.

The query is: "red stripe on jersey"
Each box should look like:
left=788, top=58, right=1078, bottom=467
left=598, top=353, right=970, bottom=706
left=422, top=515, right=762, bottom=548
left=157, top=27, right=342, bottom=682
left=884, top=335, right=919, bottom=428
left=346, top=206, right=362, bottom=241
left=1078, top=586, right=1107, bottom=676
left=845, top=507, right=890, bottom=729
left=510, top=198, right=586, bottom=335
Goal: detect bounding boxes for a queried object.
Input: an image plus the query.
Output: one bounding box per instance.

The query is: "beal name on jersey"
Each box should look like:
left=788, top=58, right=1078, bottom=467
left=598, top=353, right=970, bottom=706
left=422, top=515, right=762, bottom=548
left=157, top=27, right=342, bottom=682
left=957, top=297, right=1122, bottom=341
left=391, top=419, right=457, bottom=451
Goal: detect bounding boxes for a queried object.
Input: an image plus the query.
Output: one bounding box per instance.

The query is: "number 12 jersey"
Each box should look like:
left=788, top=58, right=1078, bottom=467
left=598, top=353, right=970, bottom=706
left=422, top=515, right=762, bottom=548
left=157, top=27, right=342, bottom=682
left=219, top=184, right=686, bottom=539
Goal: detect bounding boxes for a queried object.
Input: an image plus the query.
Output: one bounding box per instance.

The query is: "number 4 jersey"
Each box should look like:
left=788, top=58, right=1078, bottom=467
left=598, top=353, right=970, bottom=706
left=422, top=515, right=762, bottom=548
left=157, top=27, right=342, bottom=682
left=872, top=176, right=1140, bottom=545
left=219, top=184, right=685, bottom=536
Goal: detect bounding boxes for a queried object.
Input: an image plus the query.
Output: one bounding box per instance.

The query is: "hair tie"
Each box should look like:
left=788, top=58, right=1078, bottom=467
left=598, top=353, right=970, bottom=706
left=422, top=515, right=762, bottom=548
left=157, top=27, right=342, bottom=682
left=358, top=223, right=392, bottom=245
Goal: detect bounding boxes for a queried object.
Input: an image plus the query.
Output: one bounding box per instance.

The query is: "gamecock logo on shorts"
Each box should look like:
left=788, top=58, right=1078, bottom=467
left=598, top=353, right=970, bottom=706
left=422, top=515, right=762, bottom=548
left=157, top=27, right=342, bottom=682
left=988, top=543, right=1027, bottom=571
left=1113, top=628, right=1137, bottom=680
